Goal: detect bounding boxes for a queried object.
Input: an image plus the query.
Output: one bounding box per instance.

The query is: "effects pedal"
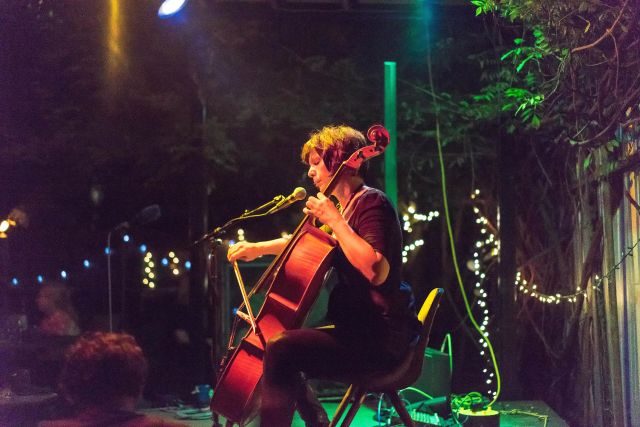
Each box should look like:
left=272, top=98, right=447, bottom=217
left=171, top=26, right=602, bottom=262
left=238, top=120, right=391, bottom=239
left=389, top=409, right=459, bottom=427
left=410, top=409, right=448, bottom=426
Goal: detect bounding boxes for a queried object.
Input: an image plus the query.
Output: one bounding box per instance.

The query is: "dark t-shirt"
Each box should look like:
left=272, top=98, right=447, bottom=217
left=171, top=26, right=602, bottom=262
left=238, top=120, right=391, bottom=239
left=326, top=187, right=420, bottom=359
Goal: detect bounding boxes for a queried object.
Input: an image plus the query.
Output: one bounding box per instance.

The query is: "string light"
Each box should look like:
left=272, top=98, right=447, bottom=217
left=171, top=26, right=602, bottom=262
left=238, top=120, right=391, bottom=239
left=468, top=189, right=499, bottom=396
left=401, top=205, right=439, bottom=264
left=168, top=251, right=182, bottom=276
left=142, top=251, right=156, bottom=289
left=473, top=186, right=639, bottom=307
left=4, top=247, right=191, bottom=288
left=514, top=234, right=640, bottom=304
left=467, top=185, right=640, bottom=400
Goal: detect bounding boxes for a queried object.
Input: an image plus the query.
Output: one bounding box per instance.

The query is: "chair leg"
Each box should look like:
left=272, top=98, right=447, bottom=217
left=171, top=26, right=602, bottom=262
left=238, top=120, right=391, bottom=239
left=330, top=385, right=365, bottom=427
left=339, top=389, right=365, bottom=427
left=329, top=385, right=354, bottom=427
left=387, top=391, right=415, bottom=427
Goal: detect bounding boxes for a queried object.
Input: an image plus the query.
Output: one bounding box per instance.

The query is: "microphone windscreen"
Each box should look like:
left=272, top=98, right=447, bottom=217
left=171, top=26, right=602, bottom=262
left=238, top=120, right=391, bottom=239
left=293, top=187, right=307, bottom=200
left=134, top=204, right=161, bottom=225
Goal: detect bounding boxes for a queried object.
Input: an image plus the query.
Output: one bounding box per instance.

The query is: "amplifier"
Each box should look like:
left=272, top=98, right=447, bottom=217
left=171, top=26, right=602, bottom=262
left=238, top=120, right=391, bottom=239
left=402, top=346, right=452, bottom=403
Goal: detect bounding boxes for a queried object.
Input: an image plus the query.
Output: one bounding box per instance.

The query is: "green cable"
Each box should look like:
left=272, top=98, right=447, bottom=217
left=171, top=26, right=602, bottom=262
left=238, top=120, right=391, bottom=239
left=425, top=30, right=502, bottom=409
left=441, top=333, right=453, bottom=375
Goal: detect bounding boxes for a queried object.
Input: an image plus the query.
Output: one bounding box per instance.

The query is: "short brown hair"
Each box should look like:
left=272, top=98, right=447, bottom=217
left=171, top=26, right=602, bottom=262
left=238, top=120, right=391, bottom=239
left=301, top=125, right=368, bottom=174
left=59, top=332, right=148, bottom=406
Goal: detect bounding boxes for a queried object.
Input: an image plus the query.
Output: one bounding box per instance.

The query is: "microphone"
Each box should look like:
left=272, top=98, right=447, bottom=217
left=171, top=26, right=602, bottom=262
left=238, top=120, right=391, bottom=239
left=268, top=187, right=307, bottom=214
left=114, top=204, right=161, bottom=230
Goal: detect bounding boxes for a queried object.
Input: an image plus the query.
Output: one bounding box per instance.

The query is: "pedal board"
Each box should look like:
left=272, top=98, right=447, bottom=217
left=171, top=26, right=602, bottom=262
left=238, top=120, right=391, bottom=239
left=391, top=410, right=459, bottom=427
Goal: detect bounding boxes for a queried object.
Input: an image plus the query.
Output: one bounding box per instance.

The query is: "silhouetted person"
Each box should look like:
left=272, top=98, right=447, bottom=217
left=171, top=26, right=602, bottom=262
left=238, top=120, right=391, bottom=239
left=18, top=282, right=81, bottom=388
left=36, top=282, right=80, bottom=337
left=39, top=332, right=186, bottom=427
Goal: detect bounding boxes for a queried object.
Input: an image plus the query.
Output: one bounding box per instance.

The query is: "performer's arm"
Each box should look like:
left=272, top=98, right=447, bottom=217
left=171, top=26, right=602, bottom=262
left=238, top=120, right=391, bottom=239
left=304, top=193, right=389, bottom=286
left=227, top=237, right=289, bottom=262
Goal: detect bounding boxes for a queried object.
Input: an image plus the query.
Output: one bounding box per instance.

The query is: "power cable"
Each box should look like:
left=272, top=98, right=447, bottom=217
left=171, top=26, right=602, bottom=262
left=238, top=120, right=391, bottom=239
left=425, top=24, right=502, bottom=409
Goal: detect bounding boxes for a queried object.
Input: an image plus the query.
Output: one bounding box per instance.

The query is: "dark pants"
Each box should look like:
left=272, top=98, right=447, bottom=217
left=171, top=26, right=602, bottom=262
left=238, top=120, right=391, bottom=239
left=260, top=326, right=397, bottom=427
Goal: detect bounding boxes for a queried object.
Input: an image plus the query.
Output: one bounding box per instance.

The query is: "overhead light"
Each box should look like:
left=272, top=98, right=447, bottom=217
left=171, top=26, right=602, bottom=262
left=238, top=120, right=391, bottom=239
left=158, top=0, right=189, bottom=18
left=0, top=219, right=16, bottom=238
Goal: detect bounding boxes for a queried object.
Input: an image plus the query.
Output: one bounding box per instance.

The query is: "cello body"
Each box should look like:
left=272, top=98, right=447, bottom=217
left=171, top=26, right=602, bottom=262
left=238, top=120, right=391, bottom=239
left=211, top=223, right=337, bottom=424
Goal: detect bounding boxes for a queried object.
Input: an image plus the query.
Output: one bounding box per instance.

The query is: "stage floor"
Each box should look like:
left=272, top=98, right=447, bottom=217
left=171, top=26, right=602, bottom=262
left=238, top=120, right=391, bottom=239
left=143, top=399, right=569, bottom=426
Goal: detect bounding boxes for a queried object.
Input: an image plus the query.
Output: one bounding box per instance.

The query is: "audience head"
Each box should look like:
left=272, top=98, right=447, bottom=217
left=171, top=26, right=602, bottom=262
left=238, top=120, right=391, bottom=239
left=59, top=332, right=148, bottom=408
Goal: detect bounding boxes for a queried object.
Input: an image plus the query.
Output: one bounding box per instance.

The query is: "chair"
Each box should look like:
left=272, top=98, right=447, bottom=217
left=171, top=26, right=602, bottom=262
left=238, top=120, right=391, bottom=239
left=329, top=288, right=445, bottom=427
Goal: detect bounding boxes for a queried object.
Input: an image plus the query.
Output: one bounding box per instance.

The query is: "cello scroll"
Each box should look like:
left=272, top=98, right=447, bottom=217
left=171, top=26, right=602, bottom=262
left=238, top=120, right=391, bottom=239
left=366, top=124, right=390, bottom=149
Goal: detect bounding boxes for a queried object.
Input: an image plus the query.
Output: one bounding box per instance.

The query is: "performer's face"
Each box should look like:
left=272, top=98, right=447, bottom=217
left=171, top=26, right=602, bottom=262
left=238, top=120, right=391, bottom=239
left=307, top=149, right=331, bottom=190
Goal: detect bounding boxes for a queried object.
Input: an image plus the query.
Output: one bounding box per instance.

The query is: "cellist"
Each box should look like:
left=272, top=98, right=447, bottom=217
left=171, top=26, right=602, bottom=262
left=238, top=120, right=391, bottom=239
left=227, top=125, right=420, bottom=427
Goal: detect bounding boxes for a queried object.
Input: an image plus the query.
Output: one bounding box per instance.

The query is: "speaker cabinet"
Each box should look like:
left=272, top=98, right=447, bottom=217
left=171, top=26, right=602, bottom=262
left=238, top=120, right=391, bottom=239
left=220, top=259, right=272, bottom=345
left=405, top=347, right=452, bottom=403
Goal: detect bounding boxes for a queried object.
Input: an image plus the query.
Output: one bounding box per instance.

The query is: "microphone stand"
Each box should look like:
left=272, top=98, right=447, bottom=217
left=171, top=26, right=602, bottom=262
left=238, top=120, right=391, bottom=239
left=193, top=194, right=285, bottom=245
left=106, top=229, right=127, bottom=333
left=106, top=230, right=115, bottom=332
left=195, top=192, right=296, bottom=322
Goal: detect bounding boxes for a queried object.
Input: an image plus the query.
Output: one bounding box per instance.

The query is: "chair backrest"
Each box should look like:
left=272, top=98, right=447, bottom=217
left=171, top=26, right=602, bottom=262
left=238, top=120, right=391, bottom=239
left=406, top=288, right=444, bottom=384
left=418, top=288, right=444, bottom=330
left=356, top=288, right=444, bottom=392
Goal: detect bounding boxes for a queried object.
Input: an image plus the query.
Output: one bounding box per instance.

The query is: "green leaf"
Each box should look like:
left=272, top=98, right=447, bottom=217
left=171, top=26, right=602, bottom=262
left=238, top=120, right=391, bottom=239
left=606, top=139, right=620, bottom=152
left=530, top=114, right=541, bottom=128
left=501, top=50, right=515, bottom=61
left=516, top=58, right=529, bottom=72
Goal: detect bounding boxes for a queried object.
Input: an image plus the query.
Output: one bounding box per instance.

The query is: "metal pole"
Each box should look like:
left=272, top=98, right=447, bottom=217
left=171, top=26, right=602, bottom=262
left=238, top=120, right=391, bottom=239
left=384, top=61, right=398, bottom=209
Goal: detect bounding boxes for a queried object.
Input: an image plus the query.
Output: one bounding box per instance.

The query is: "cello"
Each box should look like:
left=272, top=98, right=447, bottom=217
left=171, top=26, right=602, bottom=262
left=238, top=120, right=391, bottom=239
left=210, top=125, right=390, bottom=426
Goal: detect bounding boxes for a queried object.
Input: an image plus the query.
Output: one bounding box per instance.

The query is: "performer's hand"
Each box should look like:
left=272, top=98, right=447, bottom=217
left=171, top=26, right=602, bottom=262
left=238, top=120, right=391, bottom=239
left=303, top=192, right=343, bottom=228
left=227, top=241, right=262, bottom=262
